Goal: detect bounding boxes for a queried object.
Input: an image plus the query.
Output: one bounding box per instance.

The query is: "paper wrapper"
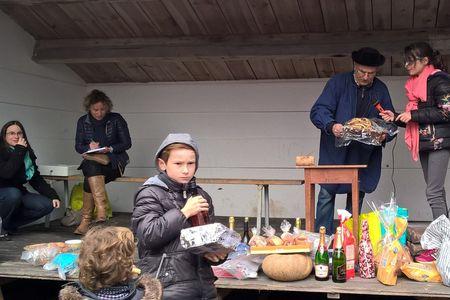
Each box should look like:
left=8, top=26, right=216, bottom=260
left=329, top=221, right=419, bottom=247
left=180, top=223, right=241, bottom=255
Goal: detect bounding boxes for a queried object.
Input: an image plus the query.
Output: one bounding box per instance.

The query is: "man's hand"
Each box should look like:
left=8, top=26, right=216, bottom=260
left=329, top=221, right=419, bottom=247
left=332, top=123, right=344, bottom=137
left=181, top=195, right=209, bottom=219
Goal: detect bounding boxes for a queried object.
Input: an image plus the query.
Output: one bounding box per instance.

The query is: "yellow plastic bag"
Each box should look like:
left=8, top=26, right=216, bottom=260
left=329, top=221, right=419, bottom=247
left=344, top=211, right=383, bottom=255
left=401, top=262, right=442, bottom=283
left=69, top=182, right=112, bottom=218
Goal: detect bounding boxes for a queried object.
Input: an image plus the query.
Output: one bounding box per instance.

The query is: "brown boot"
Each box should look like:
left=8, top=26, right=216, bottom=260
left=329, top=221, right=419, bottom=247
left=88, top=175, right=108, bottom=222
left=74, top=192, right=94, bottom=235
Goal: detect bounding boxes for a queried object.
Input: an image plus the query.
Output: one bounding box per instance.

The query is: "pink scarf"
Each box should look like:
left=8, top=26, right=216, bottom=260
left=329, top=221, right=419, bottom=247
left=404, top=65, right=438, bottom=161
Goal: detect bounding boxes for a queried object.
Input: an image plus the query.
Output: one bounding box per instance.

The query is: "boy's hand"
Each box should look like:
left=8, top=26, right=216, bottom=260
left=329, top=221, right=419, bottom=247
left=204, top=251, right=227, bottom=263
left=181, top=195, right=209, bottom=218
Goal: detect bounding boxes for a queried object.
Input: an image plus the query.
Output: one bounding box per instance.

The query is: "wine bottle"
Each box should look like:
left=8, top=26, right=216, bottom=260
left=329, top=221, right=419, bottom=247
left=332, top=227, right=346, bottom=283
left=295, top=217, right=301, bottom=230
left=315, top=226, right=329, bottom=281
left=187, top=179, right=209, bottom=227
left=229, top=216, right=235, bottom=231
left=241, top=217, right=251, bottom=244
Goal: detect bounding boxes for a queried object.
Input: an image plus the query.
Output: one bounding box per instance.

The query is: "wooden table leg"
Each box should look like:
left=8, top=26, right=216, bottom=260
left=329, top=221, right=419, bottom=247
left=351, top=170, right=359, bottom=257
left=305, top=176, right=315, bottom=232
left=263, top=184, right=270, bottom=228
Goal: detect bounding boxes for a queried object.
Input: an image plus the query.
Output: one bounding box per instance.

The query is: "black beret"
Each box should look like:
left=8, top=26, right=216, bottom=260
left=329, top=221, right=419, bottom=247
left=351, top=47, right=385, bottom=67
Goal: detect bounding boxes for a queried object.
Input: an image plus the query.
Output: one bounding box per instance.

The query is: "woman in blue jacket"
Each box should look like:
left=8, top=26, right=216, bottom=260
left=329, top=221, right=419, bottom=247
left=0, top=120, right=60, bottom=237
left=74, top=89, right=131, bottom=234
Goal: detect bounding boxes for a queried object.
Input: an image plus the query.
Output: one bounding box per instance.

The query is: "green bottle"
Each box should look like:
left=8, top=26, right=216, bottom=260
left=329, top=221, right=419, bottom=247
left=332, top=227, right=346, bottom=283
left=314, top=226, right=329, bottom=281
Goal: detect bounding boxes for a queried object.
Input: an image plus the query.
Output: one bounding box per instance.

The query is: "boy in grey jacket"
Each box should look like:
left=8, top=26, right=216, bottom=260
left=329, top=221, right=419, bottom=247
left=131, top=133, right=225, bottom=300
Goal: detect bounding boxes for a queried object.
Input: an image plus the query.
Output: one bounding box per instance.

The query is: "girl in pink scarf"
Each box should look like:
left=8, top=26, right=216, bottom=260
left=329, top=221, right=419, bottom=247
left=381, top=42, right=450, bottom=221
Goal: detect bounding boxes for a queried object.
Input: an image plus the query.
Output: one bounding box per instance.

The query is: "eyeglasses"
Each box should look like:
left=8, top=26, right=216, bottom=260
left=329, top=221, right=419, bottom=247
left=354, top=68, right=376, bottom=77
left=6, top=131, right=23, bottom=137
left=404, top=57, right=423, bottom=67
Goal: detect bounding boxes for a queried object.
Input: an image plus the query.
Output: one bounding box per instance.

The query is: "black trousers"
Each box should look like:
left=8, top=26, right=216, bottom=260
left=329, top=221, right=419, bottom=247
left=79, top=160, right=121, bottom=193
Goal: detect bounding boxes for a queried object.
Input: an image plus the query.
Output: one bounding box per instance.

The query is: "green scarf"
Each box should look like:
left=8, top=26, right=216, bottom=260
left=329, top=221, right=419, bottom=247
left=10, top=146, right=35, bottom=180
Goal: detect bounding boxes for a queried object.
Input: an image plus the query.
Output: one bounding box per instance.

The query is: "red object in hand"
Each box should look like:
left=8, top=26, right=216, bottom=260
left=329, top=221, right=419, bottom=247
left=189, top=211, right=209, bottom=226
left=371, top=99, right=385, bottom=113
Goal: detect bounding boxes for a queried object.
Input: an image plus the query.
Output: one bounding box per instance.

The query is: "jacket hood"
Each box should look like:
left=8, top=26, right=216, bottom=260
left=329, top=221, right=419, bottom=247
left=154, top=133, right=199, bottom=172
left=143, top=175, right=167, bottom=188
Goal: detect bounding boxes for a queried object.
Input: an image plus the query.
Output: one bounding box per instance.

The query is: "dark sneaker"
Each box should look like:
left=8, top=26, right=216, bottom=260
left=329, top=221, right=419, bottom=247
left=0, top=233, right=11, bottom=241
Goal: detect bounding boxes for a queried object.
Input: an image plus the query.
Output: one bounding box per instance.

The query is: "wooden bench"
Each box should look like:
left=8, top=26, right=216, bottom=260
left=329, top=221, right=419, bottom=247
left=43, top=175, right=304, bottom=232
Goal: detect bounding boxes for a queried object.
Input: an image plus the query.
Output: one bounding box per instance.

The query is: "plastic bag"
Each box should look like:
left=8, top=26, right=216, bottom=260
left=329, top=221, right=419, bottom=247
left=336, top=118, right=398, bottom=147
left=248, top=227, right=267, bottom=247
left=21, top=242, right=68, bottom=266
left=280, top=220, right=295, bottom=245
left=70, top=182, right=112, bottom=218
left=344, top=211, right=383, bottom=255
left=420, top=214, right=450, bottom=286
left=401, top=262, right=442, bottom=283
left=43, top=252, right=79, bottom=280
left=213, top=243, right=264, bottom=280
left=262, top=226, right=283, bottom=246
left=369, top=195, right=409, bottom=285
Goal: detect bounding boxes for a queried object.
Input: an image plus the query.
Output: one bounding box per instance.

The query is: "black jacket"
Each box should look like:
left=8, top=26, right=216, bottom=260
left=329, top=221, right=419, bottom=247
left=131, top=174, right=217, bottom=300
left=75, top=112, right=132, bottom=169
left=0, top=145, right=59, bottom=200
left=410, top=71, right=450, bottom=151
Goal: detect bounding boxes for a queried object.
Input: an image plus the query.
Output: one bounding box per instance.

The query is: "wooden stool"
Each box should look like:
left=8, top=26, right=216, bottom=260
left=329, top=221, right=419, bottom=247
left=299, top=165, right=367, bottom=246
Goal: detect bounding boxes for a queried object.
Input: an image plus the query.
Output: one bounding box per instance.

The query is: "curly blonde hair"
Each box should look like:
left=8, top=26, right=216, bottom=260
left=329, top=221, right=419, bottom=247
left=83, top=89, right=113, bottom=112
left=78, top=226, right=135, bottom=291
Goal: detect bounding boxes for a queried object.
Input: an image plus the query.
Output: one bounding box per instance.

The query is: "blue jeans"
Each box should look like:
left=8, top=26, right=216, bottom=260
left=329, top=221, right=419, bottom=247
left=314, top=186, right=365, bottom=235
left=0, top=187, right=54, bottom=231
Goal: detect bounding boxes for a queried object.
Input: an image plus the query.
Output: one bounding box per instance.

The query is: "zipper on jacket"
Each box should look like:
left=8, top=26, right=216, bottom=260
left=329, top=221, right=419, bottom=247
left=155, top=253, right=167, bottom=279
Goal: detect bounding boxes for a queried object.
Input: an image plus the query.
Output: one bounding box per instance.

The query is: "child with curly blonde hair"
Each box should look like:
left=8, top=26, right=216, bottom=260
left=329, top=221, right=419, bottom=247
left=59, top=226, right=162, bottom=300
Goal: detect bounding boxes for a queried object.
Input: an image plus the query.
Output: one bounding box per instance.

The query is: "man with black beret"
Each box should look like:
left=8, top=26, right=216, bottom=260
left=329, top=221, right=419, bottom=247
left=310, top=47, right=396, bottom=234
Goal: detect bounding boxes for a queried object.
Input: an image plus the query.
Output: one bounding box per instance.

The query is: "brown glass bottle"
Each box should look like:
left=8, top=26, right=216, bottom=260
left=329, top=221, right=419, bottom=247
left=241, top=217, right=251, bottom=244
left=187, top=180, right=209, bottom=227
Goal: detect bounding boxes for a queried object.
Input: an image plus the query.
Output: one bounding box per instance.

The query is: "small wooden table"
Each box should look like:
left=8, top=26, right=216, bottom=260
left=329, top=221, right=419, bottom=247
left=299, top=165, right=366, bottom=243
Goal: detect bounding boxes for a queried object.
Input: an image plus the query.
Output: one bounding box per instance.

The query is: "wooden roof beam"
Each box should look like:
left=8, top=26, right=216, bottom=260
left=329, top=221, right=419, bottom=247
left=33, top=29, right=450, bottom=64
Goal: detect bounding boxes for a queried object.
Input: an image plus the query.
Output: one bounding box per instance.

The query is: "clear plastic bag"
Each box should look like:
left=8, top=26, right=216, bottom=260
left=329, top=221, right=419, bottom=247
left=369, top=195, right=410, bottom=285
left=21, top=242, right=68, bottom=266
left=336, top=118, right=398, bottom=147
left=213, top=245, right=264, bottom=280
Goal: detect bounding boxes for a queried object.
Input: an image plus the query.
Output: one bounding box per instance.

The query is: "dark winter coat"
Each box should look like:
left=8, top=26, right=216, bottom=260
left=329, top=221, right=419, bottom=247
left=59, top=275, right=162, bottom=300
left=310, top=71, right=395, bottom=194
left=131, top=174, right=217, bottom=300
left=75, top=112, right=131, bottom=170
left=410, top=71, right=450, bottom=151
left=0, top=145, right=59, bottom=199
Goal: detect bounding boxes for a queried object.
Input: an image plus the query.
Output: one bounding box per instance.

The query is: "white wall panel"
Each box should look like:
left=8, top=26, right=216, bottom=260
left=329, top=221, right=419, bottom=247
left=0, top=11, right=85, bottom=223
